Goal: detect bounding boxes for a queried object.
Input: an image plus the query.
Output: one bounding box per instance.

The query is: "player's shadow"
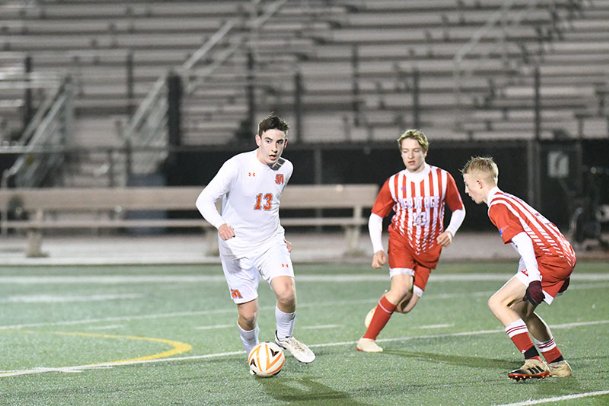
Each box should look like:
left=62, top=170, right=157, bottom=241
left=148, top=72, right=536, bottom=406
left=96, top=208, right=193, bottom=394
left=383, top=349, right=511, bottom=370
left=259, top=376, right=370, bottom=405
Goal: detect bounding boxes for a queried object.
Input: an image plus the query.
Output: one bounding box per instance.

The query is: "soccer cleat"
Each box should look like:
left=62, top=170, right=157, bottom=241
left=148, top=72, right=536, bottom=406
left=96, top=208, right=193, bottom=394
left=507, top=358, right=550, bottom=381
left=275, top=333, right=315, bottom=363
left=356, top=338, right=383, bottom=353
left=548, top=360, right=572, bottom=377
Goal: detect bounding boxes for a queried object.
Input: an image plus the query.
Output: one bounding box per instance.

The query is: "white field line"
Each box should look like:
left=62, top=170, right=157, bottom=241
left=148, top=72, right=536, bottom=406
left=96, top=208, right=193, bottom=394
left=0, top=293, right=142, bottom=303
left=301, top=324, right=341, bottom=330
left=415, top=323, right=454, bottom=329
left=1, top=319, right=608, bottom=379
left=0, top=278, right=605, bottom=331
left=86, top=325, right=125, bottom=331
left=498, top=390, right=609, bottom=405
left=0, top=292, right=498, bottom=331
left=194, top=324, right=234, bottom=330
left=0, top=273, right=608, bottom=284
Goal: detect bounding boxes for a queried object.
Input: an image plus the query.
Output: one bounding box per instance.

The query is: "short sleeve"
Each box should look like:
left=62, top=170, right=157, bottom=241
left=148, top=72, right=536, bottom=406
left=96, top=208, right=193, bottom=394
left=488, top=203, right=524, bottom=244
left=371, top=179, right=395, bottom=218
left=445, top=172, right=464, bottom=212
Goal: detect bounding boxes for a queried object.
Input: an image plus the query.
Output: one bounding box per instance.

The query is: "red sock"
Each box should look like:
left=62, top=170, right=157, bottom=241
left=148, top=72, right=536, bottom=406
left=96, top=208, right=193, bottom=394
left=505, top=320, right=540, bottom=360
left=363, top=295, right=396, bottom=340
left=535, top=338, right=563, bottom=363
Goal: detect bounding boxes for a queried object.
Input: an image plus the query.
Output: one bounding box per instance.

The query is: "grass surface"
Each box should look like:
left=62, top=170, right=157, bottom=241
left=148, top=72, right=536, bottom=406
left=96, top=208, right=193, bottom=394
left=0, top=262, right=608, bottom=405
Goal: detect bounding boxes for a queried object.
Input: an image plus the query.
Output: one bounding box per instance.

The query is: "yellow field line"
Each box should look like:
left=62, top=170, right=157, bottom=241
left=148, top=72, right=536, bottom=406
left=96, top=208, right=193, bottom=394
left=54, top=331, right=192, bottom=365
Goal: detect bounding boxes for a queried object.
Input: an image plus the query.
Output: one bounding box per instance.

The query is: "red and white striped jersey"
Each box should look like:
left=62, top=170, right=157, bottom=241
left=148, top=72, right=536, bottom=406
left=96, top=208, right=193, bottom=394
left=488, top=188, right=576, bottom=266
left=372, top=165, right=464, bottom=254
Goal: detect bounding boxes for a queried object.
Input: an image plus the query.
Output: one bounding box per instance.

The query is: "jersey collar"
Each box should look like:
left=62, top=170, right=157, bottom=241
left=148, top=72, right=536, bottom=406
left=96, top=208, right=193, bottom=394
left=486, top=186, right=501, bottom=206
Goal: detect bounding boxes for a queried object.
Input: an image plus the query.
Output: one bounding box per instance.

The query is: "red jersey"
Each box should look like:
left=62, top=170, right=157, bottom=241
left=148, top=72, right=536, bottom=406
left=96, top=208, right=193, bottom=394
left=488, top=189, right=576, bottom=267
left=372, top=165, right=464, bottom=254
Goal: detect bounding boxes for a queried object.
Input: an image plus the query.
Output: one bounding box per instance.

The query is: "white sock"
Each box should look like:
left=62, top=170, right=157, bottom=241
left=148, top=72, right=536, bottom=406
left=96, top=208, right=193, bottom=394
left=237, top=323, right=259, bottom=354
left=275, top=307, right=296, bottom=340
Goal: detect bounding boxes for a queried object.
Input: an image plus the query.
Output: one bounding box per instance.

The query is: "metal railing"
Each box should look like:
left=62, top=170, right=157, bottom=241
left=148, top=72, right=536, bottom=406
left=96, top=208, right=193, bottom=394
left=452, top=0, right=549, bottom=129
left=119, top=0, right=289, bottom=184
left=1, top=74, right=72, bottom=188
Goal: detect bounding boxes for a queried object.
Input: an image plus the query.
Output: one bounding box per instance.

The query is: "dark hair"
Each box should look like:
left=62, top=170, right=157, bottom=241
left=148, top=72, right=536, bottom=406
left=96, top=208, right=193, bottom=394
left=258, top=114, right=289, bottom=136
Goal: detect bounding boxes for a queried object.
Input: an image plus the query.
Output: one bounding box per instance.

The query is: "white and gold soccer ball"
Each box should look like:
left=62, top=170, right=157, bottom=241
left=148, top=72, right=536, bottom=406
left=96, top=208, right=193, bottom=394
left=248, top=341, right=286, bottom=377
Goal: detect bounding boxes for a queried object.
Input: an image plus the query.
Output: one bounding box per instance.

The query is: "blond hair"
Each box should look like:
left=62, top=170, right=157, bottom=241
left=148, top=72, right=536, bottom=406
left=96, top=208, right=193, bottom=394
left=461, top=156, right=499, bottom=185
left=396, top=129, right=429, bottom=152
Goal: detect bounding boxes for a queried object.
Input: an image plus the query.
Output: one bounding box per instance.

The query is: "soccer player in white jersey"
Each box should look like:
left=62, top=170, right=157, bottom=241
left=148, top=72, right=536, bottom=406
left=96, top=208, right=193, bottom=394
left=356, top=129, right=466, bottom=353
left=196, top=114, right=315, bottom=364
left=462, top=156, right=575, bottom=381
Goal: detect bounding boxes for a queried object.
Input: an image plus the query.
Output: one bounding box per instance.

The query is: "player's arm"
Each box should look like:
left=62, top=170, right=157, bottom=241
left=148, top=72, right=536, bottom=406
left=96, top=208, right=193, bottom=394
left=489, top=204, right=544, bottom=304
left=369, top=181, right=393, bottom=269
left=369, top=213, right=386, bottom=268
left=438, top=173, right=466, bottom=247
left=196, top=161, right=236, bottom=240
left=511, top=232, right=544, bottom=304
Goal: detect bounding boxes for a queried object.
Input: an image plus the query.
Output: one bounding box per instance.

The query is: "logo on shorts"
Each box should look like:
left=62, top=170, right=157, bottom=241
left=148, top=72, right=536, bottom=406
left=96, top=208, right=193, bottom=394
left=275, top=174, right=284, bottom=185
left=230, top=289, right=243, bottom=299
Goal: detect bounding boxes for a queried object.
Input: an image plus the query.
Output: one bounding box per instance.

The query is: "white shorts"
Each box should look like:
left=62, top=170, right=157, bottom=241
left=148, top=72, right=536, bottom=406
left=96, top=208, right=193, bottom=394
left=220, top=235, right=294, bottom=304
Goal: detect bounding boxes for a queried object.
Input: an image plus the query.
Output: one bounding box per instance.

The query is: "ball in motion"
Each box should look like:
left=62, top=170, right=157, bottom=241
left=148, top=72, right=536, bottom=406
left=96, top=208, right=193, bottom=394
left=248, top=342, right=286, bottom=377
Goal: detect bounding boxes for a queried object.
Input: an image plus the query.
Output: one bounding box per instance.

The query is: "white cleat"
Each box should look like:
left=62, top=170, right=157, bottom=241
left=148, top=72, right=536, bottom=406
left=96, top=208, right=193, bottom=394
left=275, top=333, right=316, bottom=363
left=548, top=360, right=572, bottom=377
left=356, top=338, right=383, bottom=353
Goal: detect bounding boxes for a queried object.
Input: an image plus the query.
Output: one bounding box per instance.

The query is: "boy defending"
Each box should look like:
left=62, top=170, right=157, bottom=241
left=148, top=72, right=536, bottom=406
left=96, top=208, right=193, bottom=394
left=462, top=156, right=575, bottom=380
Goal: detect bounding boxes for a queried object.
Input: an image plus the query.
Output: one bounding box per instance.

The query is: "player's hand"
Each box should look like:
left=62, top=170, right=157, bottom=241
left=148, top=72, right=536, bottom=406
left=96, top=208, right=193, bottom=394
left=284, top=239, right=293, bottom=253
left=218, top=223, right=235, bottom=240
left=525, top=280, right=544, bottom=305
left=371, top=250, right=387, bottom=269
left=436, top=231, right=453, bottom=247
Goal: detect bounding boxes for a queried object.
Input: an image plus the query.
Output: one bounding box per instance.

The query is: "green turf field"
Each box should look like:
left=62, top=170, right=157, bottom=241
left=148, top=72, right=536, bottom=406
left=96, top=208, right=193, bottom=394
left=1, top=261, right=608, bottom=405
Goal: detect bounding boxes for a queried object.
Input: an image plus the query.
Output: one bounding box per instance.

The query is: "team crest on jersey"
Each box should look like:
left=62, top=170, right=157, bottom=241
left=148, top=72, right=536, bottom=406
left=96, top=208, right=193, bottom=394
left=275, top=174, right=284, bottom=185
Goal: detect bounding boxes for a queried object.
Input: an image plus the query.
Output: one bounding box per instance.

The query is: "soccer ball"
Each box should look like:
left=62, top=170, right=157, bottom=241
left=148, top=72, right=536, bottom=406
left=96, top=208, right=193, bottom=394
left=248, top=342, right=286, bottom=377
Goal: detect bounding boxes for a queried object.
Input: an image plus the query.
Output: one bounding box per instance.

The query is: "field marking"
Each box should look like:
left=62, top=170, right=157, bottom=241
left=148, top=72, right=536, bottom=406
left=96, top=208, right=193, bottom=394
left=195, top=324, right=234, bottom=330
left=1, top=272, right=609, bottom=284
left=498, top=390, right=609, bottom=405
left=0, top=331, right=192, bottom=377
left=1, top=319, right=607, bottom=378
left=0, top=279, right=602, bottom=331
left=415, top=323, right=454, bottom=329
left=302, top=324, right=341, bottom=330
left=86, top=325, right=125, bottom=331
left=0, top=293, right=141, bottom=303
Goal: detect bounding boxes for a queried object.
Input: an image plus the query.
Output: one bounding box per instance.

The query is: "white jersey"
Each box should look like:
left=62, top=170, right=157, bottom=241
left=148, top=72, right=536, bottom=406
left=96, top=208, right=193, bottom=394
left=196, top=150, right=293, bottom=257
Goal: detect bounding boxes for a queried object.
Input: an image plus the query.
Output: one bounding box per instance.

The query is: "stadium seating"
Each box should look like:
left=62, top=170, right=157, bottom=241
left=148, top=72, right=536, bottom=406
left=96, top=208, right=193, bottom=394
left=1, top=0, right=607, bottom=185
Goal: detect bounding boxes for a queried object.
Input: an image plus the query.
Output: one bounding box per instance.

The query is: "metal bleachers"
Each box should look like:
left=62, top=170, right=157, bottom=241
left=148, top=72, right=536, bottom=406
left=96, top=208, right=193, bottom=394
left=2, top=0, right=607, bottom=187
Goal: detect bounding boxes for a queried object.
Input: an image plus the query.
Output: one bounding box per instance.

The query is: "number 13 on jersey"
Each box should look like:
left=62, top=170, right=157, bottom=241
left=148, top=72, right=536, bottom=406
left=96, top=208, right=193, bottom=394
left=254, top=193, right=273, bottom=211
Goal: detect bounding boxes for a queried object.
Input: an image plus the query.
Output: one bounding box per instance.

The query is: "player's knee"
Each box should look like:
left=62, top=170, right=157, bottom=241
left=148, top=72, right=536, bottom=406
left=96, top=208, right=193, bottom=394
left=237, top=303, right=258, bottom=329
left=272, top=277, right=296, bottom=305
left=487, top=295, right=501, bottom=314
left=237, top=312, right=257, bottom=330
left=275, top=287, right=295, bottom=307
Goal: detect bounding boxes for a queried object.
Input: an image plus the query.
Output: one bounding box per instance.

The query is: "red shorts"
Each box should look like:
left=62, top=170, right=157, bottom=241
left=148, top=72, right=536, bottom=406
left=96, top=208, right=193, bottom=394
left=517, top=255, right=575, bottom=300
left=387, top=228, right=442, bottom=293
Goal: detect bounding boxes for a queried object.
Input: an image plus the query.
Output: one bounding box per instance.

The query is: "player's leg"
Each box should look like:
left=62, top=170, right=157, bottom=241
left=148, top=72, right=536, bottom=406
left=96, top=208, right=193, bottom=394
left=260, top=238, right=315, bottom=363
left=358, top=234, right=416, bottom=352
left=395, top=264, right=432, bottom=314
left=220, top=254, right=261, bottom=354
left=489, top=276, right=549, bottom=380
left=511, top=277, right=572, bottom=377
left=357, top=272, right=412, bottom=352
left=237, top=299, right=259, bottom=353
